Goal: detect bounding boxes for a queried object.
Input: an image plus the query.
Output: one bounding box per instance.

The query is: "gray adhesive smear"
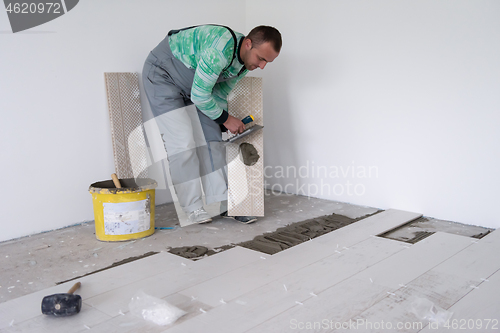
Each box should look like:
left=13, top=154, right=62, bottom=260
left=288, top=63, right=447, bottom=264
left=56, top=251, right=159, bottom=285
left=168, top=211, right=381, bottom=259
left=168, top=245, right=234, bottom=260
left=239, top=211, right=381, bottom=254
left=379, top=216, right=493, bottom=243
left=239, top=142, right=260, bottom=166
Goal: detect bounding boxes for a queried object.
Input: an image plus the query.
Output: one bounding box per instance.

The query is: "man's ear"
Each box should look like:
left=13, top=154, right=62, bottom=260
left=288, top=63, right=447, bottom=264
left=244, top=38, right=253, bottom=50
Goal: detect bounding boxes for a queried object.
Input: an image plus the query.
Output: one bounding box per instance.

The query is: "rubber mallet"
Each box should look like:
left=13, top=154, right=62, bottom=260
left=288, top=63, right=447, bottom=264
left=41, top=282, right=82, bottom=316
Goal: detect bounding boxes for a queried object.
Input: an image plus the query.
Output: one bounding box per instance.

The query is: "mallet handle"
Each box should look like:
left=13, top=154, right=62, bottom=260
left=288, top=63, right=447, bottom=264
left=111, top=173, right=122, bottom=188
left=67, top=282, right=81, bottom=294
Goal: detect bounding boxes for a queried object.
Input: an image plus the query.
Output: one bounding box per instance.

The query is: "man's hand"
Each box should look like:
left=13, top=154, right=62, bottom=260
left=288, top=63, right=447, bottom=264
left=223, top=115, right=246, bottom=134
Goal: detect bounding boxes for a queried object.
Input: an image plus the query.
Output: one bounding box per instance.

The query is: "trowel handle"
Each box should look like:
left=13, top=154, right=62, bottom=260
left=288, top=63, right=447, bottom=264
left=111, top=173, right=122, bottom=188
left=242, top=115, right=254, bottom=124
left=67, top=282, right=81, bottom=294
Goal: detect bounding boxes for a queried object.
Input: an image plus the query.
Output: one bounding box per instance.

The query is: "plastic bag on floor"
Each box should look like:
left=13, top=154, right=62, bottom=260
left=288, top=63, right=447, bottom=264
left=129, top=290, right=186, bottom=326
left=410, top=296, right=453, bottom=327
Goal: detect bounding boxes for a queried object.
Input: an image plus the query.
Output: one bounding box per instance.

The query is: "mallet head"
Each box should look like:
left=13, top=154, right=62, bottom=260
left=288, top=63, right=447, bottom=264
left=41, top=293, right=82, bottom=316
left=41, top=282, right=82, bottom=317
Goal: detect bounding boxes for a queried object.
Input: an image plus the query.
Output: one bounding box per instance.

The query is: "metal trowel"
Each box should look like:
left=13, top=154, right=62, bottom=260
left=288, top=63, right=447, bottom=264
left=223, top=115, right=264, bottom=145
left=223, top=124, right=264, bottom=145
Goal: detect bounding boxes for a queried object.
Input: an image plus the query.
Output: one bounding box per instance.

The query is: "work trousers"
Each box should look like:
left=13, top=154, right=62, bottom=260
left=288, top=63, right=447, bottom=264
left=142, top=36, right=228, bottom=214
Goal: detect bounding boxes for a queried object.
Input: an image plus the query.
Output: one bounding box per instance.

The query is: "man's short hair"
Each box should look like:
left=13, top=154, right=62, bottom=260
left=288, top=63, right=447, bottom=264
left=247, top=26, right=282, bottom=53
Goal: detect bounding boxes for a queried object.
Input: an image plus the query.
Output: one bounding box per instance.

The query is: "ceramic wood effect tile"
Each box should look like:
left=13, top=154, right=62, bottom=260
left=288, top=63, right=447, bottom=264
left=311, top=209, right=422, bottom=247
left=227, top=77, right=264, bottom=217
left=165, top=237, right=404, bottom=333
left=3, top=209, right=498, bottom=333
left=354, top=232, right=473, bottom=289
left=85, top=247, right=264, bottom=317
left=336, top=233, right=479, bottom=332
left=0, top=252, right=188, bottom=330
left=245, top=277, right=392, bottom=333
left=419, top=268, right=500, bottom=333
left=258, top=233, right=472, bottom=333
left=1, top=304, right=111, bottom=333
left=178, top=210, right=422, bottom=308
left=104, top=72, right=148, bottom=179
left=86, top=293, right=210, bottom=333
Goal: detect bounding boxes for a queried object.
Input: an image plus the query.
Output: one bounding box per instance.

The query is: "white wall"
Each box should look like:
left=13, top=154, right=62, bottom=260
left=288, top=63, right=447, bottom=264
left=247, top=0, right=500, bottom=228
left=0, top=0, right=246, bottom=242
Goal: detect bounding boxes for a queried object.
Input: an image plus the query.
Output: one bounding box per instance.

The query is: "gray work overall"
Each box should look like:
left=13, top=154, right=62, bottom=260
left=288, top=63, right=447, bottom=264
left=142, top=33, right=238, bottom=214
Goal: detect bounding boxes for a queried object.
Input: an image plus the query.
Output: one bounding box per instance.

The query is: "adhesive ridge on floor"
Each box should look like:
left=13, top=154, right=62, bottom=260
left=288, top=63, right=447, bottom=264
left=168, top=211, right=381, bottom=258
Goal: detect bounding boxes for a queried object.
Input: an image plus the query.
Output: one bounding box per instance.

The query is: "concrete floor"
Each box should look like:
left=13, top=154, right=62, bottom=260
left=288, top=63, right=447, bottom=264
left=0, top=191, right=379, bottom=304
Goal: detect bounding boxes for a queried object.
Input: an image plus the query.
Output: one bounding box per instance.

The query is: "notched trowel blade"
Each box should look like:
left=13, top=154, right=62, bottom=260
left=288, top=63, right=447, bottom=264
left=223, top=125, right=264, bottom=145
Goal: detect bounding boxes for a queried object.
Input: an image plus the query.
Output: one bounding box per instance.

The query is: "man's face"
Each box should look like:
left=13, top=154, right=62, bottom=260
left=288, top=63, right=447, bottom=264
left=243, top=40, right=279, bottom=71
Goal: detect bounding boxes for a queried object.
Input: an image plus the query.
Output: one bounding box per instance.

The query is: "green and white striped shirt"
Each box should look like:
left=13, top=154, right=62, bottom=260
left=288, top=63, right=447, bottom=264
left=169, top=25, right=248, bottom=122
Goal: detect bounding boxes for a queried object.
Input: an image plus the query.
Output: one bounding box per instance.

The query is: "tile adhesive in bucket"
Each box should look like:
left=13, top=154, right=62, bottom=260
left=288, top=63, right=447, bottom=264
left=89, top=178, right=158, bottom=241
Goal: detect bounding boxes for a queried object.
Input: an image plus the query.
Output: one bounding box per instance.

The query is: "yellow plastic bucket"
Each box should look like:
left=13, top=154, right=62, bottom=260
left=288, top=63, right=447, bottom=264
left=89, top=178, right=158, bottom=241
